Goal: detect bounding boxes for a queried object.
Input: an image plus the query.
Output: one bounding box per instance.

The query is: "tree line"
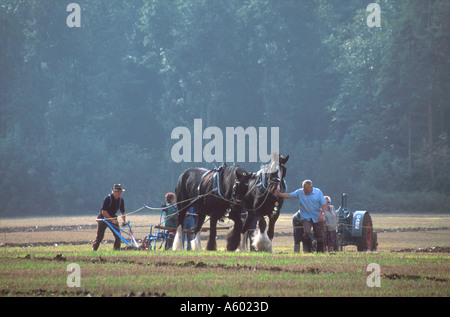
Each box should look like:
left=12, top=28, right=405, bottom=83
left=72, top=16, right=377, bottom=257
left=1, top=0, right=449, bottom=217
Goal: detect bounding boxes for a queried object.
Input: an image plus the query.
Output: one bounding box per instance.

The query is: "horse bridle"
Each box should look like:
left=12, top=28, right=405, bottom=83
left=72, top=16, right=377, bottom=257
left=257, top=162, right=287, bottom=194
left=275, top=162, right=287, bottom=193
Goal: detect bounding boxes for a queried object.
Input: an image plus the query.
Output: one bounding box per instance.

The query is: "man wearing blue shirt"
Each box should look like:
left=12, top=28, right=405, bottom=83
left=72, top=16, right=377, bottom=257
left=274, top=180, right=327, bottom=253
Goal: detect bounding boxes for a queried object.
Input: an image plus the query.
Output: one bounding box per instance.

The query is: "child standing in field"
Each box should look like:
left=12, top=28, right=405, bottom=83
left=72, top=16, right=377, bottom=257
left=324, top=196, right=338, bottom=252
left=163, top=192, right=178, bottom=250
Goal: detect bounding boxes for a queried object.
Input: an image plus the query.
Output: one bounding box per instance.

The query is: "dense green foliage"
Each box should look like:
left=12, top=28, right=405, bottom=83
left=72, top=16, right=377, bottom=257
left=1, top=0, right=449, bottom=216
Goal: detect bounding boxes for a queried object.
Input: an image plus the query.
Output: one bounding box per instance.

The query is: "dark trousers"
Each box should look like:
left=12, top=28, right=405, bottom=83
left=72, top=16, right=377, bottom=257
left=301, top=219, right=324, bottom=253
left=182, top=215, right=195, bottom=250
left=165, top=231, right=175, bottom=250
left=92, top=214, right=121, bottom=251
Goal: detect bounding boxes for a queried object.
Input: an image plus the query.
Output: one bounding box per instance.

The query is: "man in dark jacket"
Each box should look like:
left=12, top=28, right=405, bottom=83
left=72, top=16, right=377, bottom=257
left=92, top=184, right=126, bottom=251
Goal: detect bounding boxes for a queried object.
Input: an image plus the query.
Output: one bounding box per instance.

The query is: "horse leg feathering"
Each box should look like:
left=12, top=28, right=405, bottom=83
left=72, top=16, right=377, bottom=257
left=252, top=229, right=273, bottom=253
left=172, top=225, right=183, bottom=251
left=191, top=232, right=202, bottom=251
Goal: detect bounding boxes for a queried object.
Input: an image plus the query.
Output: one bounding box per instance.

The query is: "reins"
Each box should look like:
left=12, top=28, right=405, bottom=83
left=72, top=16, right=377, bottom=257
left=102, top=164, right=284, bottom=222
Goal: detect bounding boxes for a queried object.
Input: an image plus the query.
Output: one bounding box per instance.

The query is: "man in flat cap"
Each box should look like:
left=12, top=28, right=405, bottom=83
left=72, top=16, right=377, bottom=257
left=92, top=184, right=126, bottom=251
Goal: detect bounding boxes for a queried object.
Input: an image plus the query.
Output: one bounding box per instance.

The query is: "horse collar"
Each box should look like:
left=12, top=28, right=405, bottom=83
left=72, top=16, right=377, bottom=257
left=198, top=168, right=224, bottom=199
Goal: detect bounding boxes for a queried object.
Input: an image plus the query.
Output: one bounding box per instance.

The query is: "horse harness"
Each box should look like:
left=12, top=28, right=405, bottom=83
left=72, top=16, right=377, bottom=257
left=197, top=165, right=245, bottom=205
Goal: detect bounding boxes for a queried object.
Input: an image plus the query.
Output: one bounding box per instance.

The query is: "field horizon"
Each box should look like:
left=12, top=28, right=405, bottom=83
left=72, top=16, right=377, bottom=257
left=1, top=213, right=449, bottom=297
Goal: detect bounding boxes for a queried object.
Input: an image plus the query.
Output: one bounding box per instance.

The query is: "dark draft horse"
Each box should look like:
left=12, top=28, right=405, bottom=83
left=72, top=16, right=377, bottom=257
left=172, top=164, right=252, bottom=251
left=240, top=153, right=289, bottom=252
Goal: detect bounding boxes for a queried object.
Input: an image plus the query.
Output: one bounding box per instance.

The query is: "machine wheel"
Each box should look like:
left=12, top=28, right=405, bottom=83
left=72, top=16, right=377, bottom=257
left=357, top=213, right=373, bottom=252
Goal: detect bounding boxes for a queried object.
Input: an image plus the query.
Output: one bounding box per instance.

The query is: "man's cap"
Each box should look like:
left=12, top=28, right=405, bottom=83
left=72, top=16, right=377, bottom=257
left=112, top=184, right=125, bottom=192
